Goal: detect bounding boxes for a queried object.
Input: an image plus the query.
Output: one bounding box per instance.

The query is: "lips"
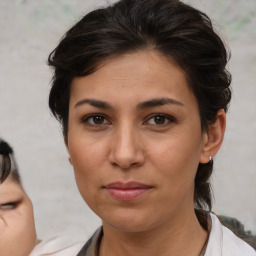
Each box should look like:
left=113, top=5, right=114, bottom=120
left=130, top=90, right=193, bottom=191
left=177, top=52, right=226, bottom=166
left=103, top=182, right=153, bottom=201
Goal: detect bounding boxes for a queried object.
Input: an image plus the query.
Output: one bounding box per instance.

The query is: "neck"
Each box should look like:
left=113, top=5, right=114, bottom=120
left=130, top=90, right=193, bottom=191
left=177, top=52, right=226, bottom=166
left=99, top=209, right=208, bottom=256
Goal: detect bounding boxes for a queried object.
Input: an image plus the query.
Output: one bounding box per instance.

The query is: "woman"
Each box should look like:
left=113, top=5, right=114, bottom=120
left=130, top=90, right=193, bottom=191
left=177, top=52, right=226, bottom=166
left=48, top=0, right=255, bottom=255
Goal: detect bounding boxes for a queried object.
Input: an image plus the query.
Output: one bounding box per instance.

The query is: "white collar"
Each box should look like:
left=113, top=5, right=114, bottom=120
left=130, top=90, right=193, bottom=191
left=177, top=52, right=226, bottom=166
left=204, top=213, right=255, bottom=256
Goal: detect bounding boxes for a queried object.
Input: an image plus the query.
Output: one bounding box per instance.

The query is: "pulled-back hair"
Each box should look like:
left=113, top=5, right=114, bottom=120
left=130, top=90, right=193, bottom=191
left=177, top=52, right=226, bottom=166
left=0, top=139, right=20, bottom=183
left=48, top=0, right=232, bottom=210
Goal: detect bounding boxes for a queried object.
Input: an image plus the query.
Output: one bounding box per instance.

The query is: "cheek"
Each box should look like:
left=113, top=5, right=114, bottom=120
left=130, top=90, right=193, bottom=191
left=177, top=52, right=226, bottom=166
left=149, top=132, right=202, bottom=169
left=148, top=132, right=201, bottom=192
left=68, top=139, right=108, bottom=200
left=0, top=216, right=5, bottom=236
left=0, top=207, right=36, bottom=256
left=23, top=202, right=36, bottom=238
left=70, top=141, right=105, bottom=176
left=68, top=131, right=111, bottom=173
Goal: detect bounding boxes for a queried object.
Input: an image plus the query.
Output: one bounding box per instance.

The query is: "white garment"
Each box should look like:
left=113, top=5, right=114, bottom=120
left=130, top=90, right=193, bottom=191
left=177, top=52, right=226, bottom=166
left=29, top=236, right=84, bottom=256
left=205, top=213, right=256, bottom=256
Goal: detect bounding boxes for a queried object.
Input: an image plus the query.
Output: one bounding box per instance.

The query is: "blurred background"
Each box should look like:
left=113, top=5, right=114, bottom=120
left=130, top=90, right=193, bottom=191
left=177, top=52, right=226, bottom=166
left=0, top=0, right=255, bottom=241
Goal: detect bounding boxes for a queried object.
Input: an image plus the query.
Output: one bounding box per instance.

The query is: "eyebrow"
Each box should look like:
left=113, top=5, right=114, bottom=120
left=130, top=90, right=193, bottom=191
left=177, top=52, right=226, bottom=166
left=137, top=97, right=184, bottom=109
left=75, top=99, right=112, bottom=109
left=74, top=97, right=184, bottom=109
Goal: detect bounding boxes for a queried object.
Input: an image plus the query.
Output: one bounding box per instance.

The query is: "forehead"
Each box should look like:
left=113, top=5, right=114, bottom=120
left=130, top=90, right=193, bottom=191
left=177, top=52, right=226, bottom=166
left=70, top=50, right=196, bottom=108
left=0, top=176, right=23, bottom=197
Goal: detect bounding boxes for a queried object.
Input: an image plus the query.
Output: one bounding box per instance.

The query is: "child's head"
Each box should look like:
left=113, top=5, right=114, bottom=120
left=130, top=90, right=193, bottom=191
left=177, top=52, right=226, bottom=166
left=0, top=139, right=20, bottom=183
left=0, top=139, right=37, bottom=256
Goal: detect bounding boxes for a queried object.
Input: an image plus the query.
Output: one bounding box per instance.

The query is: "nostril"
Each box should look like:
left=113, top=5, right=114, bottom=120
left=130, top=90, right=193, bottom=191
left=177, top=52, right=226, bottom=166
left=119, top=161, right=138, bottom=169
left=110, top=157, right=136, bottom=169
left=109, top=150, right=145, bottom=169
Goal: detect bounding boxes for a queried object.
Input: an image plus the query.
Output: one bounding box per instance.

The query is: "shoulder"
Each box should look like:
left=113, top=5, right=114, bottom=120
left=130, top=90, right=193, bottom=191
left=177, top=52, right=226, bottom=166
left=217, top=214, right=256, bottom=250
left=222, top=224, right=256, bottom=256
left=29, top=236, right=84, bottom=256
left=206, top=213, right=256, bottom=256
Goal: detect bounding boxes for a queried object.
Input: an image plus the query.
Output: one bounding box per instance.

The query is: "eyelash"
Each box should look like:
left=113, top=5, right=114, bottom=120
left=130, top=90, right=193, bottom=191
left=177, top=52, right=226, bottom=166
left=82, top=114, right=110, bottom=127
left=144, top=114, right=177, bottom=126
left=82, top=113, right=176, bottom=127
left=0, top=202, right=18, bottom=210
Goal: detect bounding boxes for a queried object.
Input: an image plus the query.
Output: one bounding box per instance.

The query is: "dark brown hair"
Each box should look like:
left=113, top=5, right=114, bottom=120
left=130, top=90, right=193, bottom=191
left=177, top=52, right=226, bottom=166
left=0, top=139, right=20, bottom=184
left=48, top=0, right=232, bottom=210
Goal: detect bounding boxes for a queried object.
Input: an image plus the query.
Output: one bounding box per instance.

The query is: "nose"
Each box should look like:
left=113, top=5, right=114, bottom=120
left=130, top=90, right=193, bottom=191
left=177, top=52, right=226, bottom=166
left=109, top=125, right=145, bottom=169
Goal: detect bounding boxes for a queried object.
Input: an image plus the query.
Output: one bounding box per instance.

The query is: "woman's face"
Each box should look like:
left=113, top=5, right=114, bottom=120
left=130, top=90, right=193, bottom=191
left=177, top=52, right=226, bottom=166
left=0, top=176, right=36, bottom=256
left=67, top=50, right=210, bottom=232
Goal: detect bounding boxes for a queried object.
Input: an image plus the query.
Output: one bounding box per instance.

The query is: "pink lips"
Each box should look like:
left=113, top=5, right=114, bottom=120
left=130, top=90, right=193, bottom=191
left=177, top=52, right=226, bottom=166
left=104, top=182, right=153, bottom=201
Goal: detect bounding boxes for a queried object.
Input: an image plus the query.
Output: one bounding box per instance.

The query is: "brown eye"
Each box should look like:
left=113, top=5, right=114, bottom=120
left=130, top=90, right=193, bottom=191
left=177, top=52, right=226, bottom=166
left=154, top=115, right=166, bottom=124
left=83, top=114, right=110, bottom=126
left=146, top=114, right=175, bottom=126
left=93, top=116, right=105, bottom=124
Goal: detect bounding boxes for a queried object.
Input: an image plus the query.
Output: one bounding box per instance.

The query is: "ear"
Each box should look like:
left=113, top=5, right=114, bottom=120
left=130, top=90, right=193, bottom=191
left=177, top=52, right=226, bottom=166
left=64, top=136, right=73, bottom=166
left=199, top=109, right=226, bottom=164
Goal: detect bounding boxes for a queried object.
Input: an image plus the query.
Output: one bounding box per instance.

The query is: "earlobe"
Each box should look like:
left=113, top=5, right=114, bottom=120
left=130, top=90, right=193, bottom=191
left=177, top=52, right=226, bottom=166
left=68, top=157, right=73, bottom=165
left=200, top=109, right=226, bottom=164
left=64, top=136, right=73, bottom=166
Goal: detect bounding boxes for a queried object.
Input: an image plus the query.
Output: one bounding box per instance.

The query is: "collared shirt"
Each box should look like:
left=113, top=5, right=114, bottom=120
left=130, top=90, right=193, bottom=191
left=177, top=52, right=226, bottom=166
left=77, top=213, right=256, bottom=256
left=204, top=214, right=255, bottom=256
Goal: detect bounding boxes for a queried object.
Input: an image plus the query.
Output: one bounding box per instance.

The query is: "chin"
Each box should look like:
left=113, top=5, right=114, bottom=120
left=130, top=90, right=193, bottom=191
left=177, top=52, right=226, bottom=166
left=101, top=208, right=154, bottom=232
